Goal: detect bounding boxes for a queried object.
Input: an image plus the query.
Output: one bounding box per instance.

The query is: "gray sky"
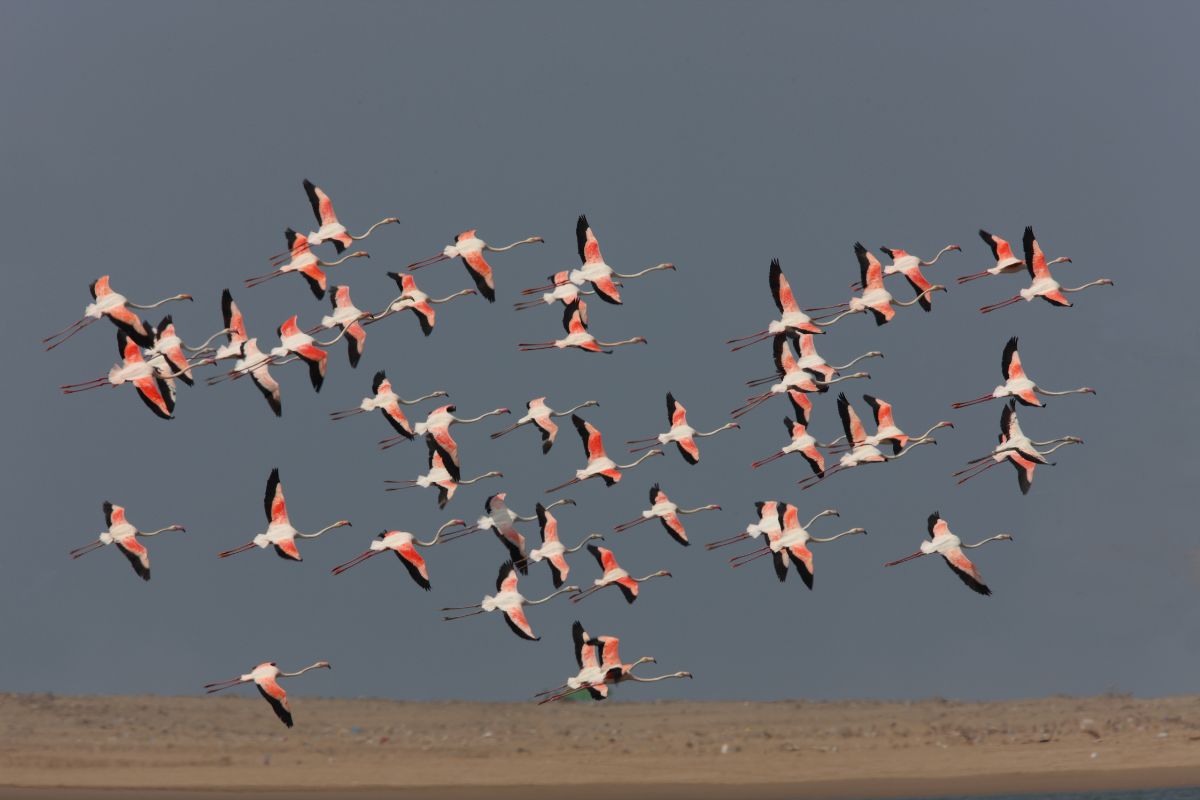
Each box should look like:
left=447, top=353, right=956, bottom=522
left=2, top=1, right=1196, bottom=703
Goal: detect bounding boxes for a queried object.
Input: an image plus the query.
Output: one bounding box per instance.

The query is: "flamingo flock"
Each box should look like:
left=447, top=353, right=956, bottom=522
left=50, top=176, right=1108, bottom=725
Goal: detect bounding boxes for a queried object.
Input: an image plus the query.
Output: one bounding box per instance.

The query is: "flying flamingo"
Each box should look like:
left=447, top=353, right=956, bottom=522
left=744, top=333, right=882, bottom=388
left=731, top=333, right=870, bottom=421
left=730, top=506, right=866, bottom=589
left=848, top=244, right=961, bottom=311
left=727, top=259, right=825, bottom=351
left=329, top=518, right=473, bottom=589
left=884, top=512, right=1013, bottom=596
left=952, top=336, right=1096, bottom=409
left=490, top=397, right=600, bottom=455
left=797, top=393, right=936, bottom=490
left=810, top=243, right=946, bottom=326
left=537, top=622, right=664, bottom=704
left=518, top=299, right=647, bottom=354
left=247, top=228, right=369, bottom=299
left=328, top=370, right=447, bottom=439
left=545, top=415, right=663, bottom=493
left=570, top=545, right=671, bottom=604
left=519, top=215, right=674, bottom=305
left=750, top=416, right=836, bottom=475
left=265, top=179, right=397, bottom=257
left=513, top=270, right=596, bottom=311
left=380, top=403, right=509, bottom=464
left=309, top=285, right=369, bottom=367
left=612, top=483, right=720, bottom=547
left=406, top=229, right=544, bottom=303
left=980, top=226, right=1111, bottom=312
left=217, top=468, right=350, bottom=561
left=61, top=331, right=195, bottom=419
left=206, top=337, right=282, bottom=417
left=212, top=316, right=342, bottom=393
left=441, top=560, right=577, bottom=641
left=68, top=501, right=186, bottom=581
left=204, top=661, right=330, bottom=728
left=366, top=272, right=477, bottom=336
left=953, top=400, right=1082, bottom=494
left=627, top=393, right=739, bottom=465
left=44, top=275, right=192, bottom=351
left=145, top=316, right=226, bottom=387
left=827, top=395, right=953, bottom=455
left=523, top=502, right=605, bottom=587
left=384, top=435, right=502, bottom=508
left=704, top=500, right=784, bottom=552
left=959, top=229, right=1067, bottom=284
left=463, top=493, right=576, bottom=572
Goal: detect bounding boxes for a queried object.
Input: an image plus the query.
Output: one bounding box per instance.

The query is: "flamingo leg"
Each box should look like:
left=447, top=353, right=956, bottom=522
left=545, top=477, right=581, bottom=494
left=69, top=540, right=106, bottom=558
left=705, top=533, right=749, bottom=551
left=957, top=270, right=992, bottom=284
left=217, top=542, right=257, bottom=558
left=614, top=517, right=651, bottom=532
left=570, top=585, right=605, bottom=603
left=979, top=296, right=1020, bottom=313
left=729, top=333, right=773, bottom=352
left=407, top=254, right=450, bottom=271
left=951, top=394, right=994, bottom=409
left=730, top=547, right=772, bottom=567
left=955, top=460, right=1002, bottom=484
left=751, top=450, right=787, bottom=469
left=43, top=317, right=97, bottom=350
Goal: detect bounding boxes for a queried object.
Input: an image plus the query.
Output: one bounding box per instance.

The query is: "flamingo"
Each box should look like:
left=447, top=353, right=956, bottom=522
left=849, top=244, right=962, bottom=312
left=518, top=299, right=647, bottom=354
left=267, top=179, right=397, bottom=256
left=329, top=519, right=473, bottom=589
left=750, top=416, right=835, bottom=475
left=523, top=502, right=605, bottom=587
left=145, top=316, right=226, bottom=387
left=953, top=400, right=1082, bottom=494
left=797, top=393, right=936, bottom=490
left=490, top=397, right=600, bottom=455
left=247, top=228, right=369, bottom=299
left=810, top=243, right=946, bottom=326
left=61, top=331, right=194, bottom=420
left=213, top=289, right=248, bottom=362
left=217, top=468, right=350, bottom=561
left=44, top=275, right=192, bottom=351
left=730, top=506, right=866, bottom=589
left=545, top=415, right=663, bottom=493
left=727, top=259, right=825, bottom=351
left=406, top=229, right=544, bottom=303
left=380, top=403, right=509, bottom=462
left=951, top=336, right=1096, bottom=409
left=206, top=337, right=283, bottom=417
left=309, top=285, right=369, bottom=367
left=744, top=332, right=882, bottom=388
left=980, top=226, right=1111, bottom=312
left=627, top=393, right=739, bottom=465
left=959, top=228, right=1066, bottom=284
left=366, top=272, right=477, bottom=336
left=827, top=395, right=953, bottom=455
left=536, top=622, right=662, bottom=703
left=68, top=501, right=186, bottom=581
left=612, top=483, right=720, bottom=547
left=458, top=493, right=576, bottom=572
left=441, top=561, right=577, bottom=641
left=884, top=512, right=1013, bottom=596
left=570, top=545, right=671, bottom=604
left=731, top=333, right=870, bottom=421
left=384, top=435, right=502, bottom=508
left=204, top=661, right=330, bottom=728
left=519, top=215, right=674, bottom=305
left=513, top=270, right=596, bottom=311
left=328, top=370, right=447, bottom=439
left=704, top=500, right=784, bottom=552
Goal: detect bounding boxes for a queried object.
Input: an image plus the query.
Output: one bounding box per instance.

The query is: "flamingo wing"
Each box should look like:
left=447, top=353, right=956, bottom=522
left=837, top=393, right=866, bottom=445
left=772, top=333, right=797, bottom=374
left=461, top=251, right=496, bottom=303
left=502, top=605, right=539, bottom=641
left=221, top=289, right=246, bottom=342
left=666, top=392, right=687, bottom=427
left=772, top=549, right=790, bottom=582
left=901, top=269, right=934, bottom=312
left=299, top=266, right=327, bottom=300
left=293, top=345, right=328, bottom=392
left=133, top=373, right=175, bottom=420
left=116, top=537, right=151, bottom=581
left=103, top=501, right=117, bottom=528
left=854, top=242, right=884, bottom=290
left=615, top=577, right=640, bottom=604
left=572, top=414, right=606, bottom=460
left=576, top=214, right=603, bottom=264
left=1022, top=226, right=1050, bottom=281
left=256, top=677, right=293, bottom=727
left=536, top=503, right=557, bottom=543
left=494, top=528, right=529, bottom=573
left=657, top=513, right=689, bottom=546
left=371, top=370, right=387, bottom=395
left=978, top=229, right=1002, bottom=262
left=496, top=560, right=520, bottom=594
left=394, top=543, right=431, bottom=591
left=343, top=322, right=366, bottom=368
left=769, top=258, right=798, bottom=314
left=927, top=511, right=950, bottom=539
left=788, top=544, right=815, bottom=590
left=590, top=274, right=622, bottom=305
left=787, top=390, right=812, bottom=426
left=381, top=403, right=413, bottom=438
left=303, top=179, right=338, bottom=227
left=273, top=538, right=302, bottom=561
left=264, top=468, right=288, bottom=524
left=546, top=553, right=570, bottom=587
left=573, top=620, right=599, bottom=669
left=534, top=415, right=558, bottom=454
left=943, top=547, right=991, bottom=596
left=249, top=363, right=283, bottom=417
left=1007, top=451, right=1038, bottom=495
left=675, top=437, right=701, bottom=465
left=1002, top=336, right=1024, bottom=380
left=587, top=543, right=619, bottom=573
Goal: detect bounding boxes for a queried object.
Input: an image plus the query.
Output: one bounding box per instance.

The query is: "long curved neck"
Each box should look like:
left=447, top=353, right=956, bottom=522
left=455, top=409, right=505, bottom=424
left=615, top=264, right=671, bottom=279
left=809, top=527, right=865, bottom=544
left=432, top=289, right=474, bottom=304
left=401, top=391, right=444, bottom=405
left=917, top=422, right=951, bottom=440
left=420, top=520, right=466, bottom=546
left=895, top=286, right=942, bottom=307
left=186, top=329, right=229, bottom=351
left=560, top=402, right=596, bottom=416
left=679, top=505, right=716, bottom=514
left=461, top=472, right=500, bottom=485
left=527, top=587, right=575, bottom=605
left=1038, top=439, right=1079, bottom=454
left=634, top=572, right=668, bottom=583
left=597, top=337, right=644, bottom=348
left=833, top=352, right=881, bottom=370
left=352, top=219, right=395, bottom=240
left=893, top=440, right=933, bottom=459
left=921, top=246, right=958, bottom=266
left=297, top=522, right=344, bottom=539
left=1063, top=279, right=1109, bottom=292
left=825, top=372, right=866, bottom=385
left=279, top=662, right=327, bottom=678
left=140, top=526, right=182, bottom=537
left=963, top=535, right=1010, bottom=550
left=129, top=296, right=185, bottom=310
left=1037, top=387, right=1090, bottom=397
left=617, top=451, right=659, bottom=469
left=697, top=423, right=737, bottom=437
left=486, top=237, right=541, bottom=252
left=322, top=253, right=361, bottom=266
left=624, top=671, right=687, bottom=683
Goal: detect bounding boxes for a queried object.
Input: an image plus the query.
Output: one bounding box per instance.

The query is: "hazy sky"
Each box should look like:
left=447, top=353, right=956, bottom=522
left=2, top=1, right=1196, bottom=703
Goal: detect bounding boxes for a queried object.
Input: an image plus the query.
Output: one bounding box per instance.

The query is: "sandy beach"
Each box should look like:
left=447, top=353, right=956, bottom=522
left=3, top=693, right=1200, bottom=798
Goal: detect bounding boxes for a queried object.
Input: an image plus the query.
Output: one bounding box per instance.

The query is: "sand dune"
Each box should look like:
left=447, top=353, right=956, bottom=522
left=4, top=693, right=1200, bottom=798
